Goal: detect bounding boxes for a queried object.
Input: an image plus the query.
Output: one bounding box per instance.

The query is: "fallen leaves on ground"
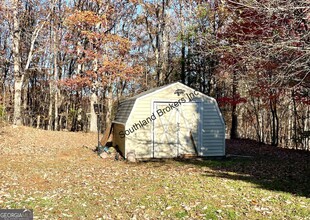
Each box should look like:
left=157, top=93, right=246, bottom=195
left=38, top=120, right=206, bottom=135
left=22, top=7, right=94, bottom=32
left=0, top=126, right=309, bottom=219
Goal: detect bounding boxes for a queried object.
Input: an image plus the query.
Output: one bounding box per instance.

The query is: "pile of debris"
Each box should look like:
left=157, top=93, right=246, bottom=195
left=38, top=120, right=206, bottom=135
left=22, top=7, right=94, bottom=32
left=96, top=144, right=124, bottom=161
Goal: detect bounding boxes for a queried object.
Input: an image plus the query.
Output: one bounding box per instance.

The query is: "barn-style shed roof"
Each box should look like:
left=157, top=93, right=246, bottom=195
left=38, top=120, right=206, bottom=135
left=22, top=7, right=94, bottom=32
left=114, top=82, right=193, bottom=124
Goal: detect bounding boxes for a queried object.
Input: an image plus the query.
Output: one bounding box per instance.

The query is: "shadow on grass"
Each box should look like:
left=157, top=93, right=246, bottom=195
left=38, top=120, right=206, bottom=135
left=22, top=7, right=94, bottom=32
left=176, top=139, right=310, bottom=198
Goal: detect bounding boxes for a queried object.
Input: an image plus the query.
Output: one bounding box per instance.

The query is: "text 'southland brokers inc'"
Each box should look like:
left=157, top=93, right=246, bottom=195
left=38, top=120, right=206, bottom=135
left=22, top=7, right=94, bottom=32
left=119, top=90, right=199, bottom=138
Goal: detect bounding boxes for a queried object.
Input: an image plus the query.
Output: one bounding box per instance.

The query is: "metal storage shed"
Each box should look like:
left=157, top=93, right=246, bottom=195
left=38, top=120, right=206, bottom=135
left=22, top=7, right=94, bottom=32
left=112, top=82, right=225, bottom=159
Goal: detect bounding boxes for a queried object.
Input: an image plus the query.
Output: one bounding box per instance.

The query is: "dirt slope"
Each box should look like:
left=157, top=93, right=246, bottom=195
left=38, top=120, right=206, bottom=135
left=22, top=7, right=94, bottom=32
left=0, top=126, right=97, bottom=156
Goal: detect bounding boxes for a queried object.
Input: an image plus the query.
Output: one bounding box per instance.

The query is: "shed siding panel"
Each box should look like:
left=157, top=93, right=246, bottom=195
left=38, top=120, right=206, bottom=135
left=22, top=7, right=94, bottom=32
left=201, top=99, right=225, bottom=156
left=125, top=124, right=153, bottom=158
left=125, top=99, right=154, bottom=158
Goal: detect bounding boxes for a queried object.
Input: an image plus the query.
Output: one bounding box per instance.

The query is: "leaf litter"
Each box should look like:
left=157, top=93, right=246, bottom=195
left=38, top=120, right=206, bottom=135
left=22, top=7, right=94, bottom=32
left=0, top=126, right=309, bottom=219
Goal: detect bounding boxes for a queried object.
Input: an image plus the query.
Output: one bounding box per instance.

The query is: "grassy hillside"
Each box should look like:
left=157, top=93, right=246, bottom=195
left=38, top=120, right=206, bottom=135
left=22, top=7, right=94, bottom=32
left=0, top=126, right=309, bottom=219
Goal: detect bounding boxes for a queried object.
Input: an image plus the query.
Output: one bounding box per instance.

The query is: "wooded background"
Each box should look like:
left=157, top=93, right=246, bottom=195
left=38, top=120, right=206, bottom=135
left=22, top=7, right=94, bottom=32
left=0, top=0, right=309, bottom=150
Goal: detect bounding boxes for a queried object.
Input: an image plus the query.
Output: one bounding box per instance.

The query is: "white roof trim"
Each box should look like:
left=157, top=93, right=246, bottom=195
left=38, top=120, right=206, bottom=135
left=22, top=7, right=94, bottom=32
left=112, top=121, right=126, bottom=125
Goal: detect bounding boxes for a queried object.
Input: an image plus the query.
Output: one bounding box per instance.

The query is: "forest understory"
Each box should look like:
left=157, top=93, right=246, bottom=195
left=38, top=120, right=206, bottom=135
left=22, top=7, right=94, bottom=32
left=1, top=0, right=309, bottom=151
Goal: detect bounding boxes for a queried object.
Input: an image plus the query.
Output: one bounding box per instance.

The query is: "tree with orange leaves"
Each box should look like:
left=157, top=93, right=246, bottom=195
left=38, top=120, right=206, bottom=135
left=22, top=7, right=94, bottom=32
left=63, top=6, right=142, bottom=131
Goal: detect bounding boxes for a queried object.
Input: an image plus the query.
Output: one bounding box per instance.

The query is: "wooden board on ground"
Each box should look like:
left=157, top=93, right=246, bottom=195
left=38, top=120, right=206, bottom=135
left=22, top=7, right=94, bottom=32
left=100, top=123, right=113, bottom=146
left=190, top=130, right=199, bottom=156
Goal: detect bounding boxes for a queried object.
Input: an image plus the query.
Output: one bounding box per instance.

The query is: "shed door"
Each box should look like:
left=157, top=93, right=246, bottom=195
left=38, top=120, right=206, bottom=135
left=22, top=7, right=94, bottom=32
left=153, top=102, right=178, bottom=158
left=178, top=103, right=200, bottom=155
left=153, top=102, right=200, bottom=158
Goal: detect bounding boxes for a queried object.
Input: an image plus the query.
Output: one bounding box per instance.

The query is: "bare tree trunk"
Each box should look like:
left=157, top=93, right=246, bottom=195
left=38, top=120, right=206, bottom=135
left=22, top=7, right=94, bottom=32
left=155, top=5, right=162, bottom=86
left=252, top=96, right=262, bottom=143
left=13, top=78, right=23, bottom=125
left=2, top=83, right=6, bottom=121
left=180, top=36, right=186, bottom=84
left=293, top=91, right=297, bottom=149
left=36, top=115, right=40, bottom=129
left=90, top=93, right=98, bottom=132
left=54, top=91, right=59, bottom=130
left=155, top=37, right=160, bottom=86
left=230, top=71, right=238, bottom=139
left=23, top=82, right=28, bottom=124
left=270, top=98, right=279, bottom=147
left=65, top=104, right=69, bottom=130
left=13, top=0, right=22, bottom=126
left=178, top=4, right=186, bottom=85
left=48, top=80, right=53, bottom=130
left=89, top=54, right=99, bottom=132
left=53, top=27, right=59, bottom=130
left=161, top=2, right=170, bottom=84
left=105, top=85, right=113, bottom=128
